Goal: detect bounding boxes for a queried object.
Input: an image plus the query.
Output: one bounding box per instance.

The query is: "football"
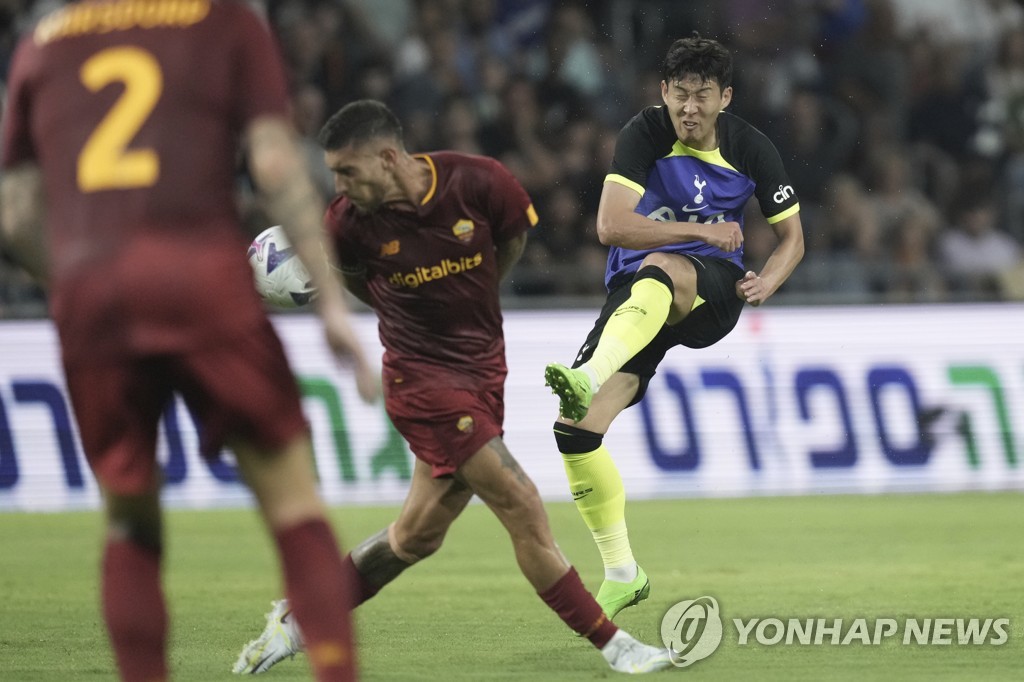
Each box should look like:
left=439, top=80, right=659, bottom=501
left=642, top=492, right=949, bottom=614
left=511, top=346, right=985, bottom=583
left=247, top=225, right=317, bottom=308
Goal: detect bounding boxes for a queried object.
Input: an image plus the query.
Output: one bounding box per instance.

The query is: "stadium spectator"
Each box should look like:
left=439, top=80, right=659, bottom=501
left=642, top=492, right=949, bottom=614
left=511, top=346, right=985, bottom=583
left=544, top=35, right=804, bottom=622
left=882, top=204, right=947, bottom=301
left=233, top=99, right=673, bottom=676
left=0, top=1, right=378, bottom=680
left=939, top=196, right=1024, bottom=297
left=863, top=146, right=943, bottom=247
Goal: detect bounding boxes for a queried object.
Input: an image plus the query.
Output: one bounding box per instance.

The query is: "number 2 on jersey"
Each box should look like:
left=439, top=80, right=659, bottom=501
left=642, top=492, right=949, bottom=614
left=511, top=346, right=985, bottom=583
left=77, top=46, right=163, bottom=193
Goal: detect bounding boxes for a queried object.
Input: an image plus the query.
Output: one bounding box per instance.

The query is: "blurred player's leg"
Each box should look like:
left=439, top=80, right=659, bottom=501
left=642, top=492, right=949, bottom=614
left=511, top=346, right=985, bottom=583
left=234, top=434, right=355, bottom=682
left=101, top=489, right=168, bottom=682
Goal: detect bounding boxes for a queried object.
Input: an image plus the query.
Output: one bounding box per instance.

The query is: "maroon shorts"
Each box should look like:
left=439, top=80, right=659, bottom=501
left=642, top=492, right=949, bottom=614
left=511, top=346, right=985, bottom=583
left=64, top=318, right=307, bottom=495
left=385, top=384, right=504, bottom=477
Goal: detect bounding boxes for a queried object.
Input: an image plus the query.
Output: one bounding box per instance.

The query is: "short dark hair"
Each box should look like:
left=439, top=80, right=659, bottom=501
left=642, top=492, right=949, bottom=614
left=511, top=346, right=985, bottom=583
left=317, top=99, right=404, bottom=151
left=662, top=35, right=733, bottom=90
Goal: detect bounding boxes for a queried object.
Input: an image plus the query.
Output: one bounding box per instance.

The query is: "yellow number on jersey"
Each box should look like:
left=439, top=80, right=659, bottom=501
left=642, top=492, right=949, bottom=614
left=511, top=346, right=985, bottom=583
left=77, top=47, right=163, bottom=193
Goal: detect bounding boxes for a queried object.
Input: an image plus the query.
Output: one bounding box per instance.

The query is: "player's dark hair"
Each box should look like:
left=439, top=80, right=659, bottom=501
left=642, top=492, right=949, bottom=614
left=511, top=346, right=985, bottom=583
left=318, top=99, right=404, bottom=151
left=662, top=34, right=733, bottom=90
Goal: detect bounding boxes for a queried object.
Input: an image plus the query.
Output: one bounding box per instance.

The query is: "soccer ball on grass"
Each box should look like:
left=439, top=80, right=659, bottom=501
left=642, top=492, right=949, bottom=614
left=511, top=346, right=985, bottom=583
left=247, top=225, right=318, bottom=308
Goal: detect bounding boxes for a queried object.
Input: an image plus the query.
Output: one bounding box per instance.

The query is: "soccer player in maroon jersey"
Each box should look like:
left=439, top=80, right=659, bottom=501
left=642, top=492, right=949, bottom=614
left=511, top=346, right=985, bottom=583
left=232, top=100, right=672, bottom=675
left=0, top=2, right=377, bottom=680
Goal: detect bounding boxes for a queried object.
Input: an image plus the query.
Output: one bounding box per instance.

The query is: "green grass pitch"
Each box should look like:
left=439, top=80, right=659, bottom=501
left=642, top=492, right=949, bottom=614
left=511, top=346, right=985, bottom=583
left=1, top=492, right=1021, bottom=681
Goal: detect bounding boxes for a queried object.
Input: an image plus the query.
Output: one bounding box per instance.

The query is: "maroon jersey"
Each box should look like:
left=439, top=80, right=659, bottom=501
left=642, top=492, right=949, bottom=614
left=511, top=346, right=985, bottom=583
left=328, top=152, right=538, bottom=390
left=1, top=0, right=289, bottom=360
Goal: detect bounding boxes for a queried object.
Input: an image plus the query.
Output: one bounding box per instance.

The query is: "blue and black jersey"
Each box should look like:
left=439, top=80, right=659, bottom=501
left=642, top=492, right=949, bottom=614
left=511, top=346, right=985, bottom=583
left=604, top=106, right=800, bottom=289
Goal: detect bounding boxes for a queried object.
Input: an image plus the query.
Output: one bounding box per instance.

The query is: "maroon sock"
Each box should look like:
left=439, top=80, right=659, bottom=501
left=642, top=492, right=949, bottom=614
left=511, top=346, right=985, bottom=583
left=274, top=519, right=356, bottom=682
left=538, top=567, right=618, bottom=648
left=101, top=539, right=167, bottom=682
left=341, top=554, right=382, bottom=607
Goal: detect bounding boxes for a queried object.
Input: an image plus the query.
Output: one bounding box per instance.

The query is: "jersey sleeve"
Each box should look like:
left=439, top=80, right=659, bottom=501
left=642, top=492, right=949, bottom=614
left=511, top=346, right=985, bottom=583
left=606, top=107, right=673, bottom=196
left=480, top=157, right=538, bottom=242
left=1, top=37, right=39, bottom=169
left=742, top=125, right=800, bottom=224
left=228, top=2, right=290, bottom=127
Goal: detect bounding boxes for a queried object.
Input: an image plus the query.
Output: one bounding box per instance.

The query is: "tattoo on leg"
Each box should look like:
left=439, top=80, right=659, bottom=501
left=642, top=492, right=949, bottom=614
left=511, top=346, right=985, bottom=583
left=489, top=437, right=529, bottom=486
left=351, top=528, right=413, bottom=589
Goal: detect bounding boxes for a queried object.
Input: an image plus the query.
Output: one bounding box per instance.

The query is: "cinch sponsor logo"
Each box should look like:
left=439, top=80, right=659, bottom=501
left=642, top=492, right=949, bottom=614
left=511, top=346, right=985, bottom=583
left=773, top=184, right=795, bottom=203
left=387, top=252, right=483, bottom=288
left=733, top=617, right=1010, bottom=646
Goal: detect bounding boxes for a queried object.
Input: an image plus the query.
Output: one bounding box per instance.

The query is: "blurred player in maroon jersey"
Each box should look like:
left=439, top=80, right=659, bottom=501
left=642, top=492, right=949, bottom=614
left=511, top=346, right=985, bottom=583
left=0, top=1, right=378, bottom=680
left=233, top=99, right=672, bottom=676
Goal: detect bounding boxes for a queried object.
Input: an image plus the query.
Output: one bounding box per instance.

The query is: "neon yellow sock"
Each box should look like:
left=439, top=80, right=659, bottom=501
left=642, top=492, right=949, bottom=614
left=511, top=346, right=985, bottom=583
left=584, top=277, right=672, bottom=386
left=562, top=445, right=635, bottom=569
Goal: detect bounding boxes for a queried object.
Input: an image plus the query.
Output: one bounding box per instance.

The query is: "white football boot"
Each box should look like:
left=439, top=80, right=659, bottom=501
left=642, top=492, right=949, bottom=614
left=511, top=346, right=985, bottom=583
left=232, top=600, right=304, bottom=674
left=601, top=629, right=673, bottom=674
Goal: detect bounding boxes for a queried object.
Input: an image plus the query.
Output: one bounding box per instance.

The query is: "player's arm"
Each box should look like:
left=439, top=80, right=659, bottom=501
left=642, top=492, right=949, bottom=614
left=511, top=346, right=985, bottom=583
left=736, top=213, right=804, bottom=306
left=0, top=163, right=48, bottom=286
left=596, top=180, right=742, bottom=252
left=495, top=232, right=527, bottom=282
left=245, top=115, right=379, bottom=402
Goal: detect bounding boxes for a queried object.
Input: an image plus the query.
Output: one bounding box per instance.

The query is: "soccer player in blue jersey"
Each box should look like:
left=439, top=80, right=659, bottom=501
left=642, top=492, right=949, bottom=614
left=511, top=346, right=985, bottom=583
left=545, top=35, right=805, bottom=619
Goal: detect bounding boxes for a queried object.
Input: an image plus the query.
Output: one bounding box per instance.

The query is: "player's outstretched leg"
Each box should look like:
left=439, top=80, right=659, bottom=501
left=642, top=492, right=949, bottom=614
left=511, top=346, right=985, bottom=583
left=232, top=527, right=427, bottom=675
left=546, top=264, right=676, bottom=423
left=461, top=436, right=670, bottom=673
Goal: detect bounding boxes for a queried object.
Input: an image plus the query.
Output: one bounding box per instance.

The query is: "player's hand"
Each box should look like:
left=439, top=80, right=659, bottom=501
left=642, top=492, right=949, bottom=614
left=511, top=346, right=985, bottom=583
left=321, top=309, right=381, bottom=403
left=700, top=221, right=743, bottom=252
left=736, top=270, right=767, bottom=306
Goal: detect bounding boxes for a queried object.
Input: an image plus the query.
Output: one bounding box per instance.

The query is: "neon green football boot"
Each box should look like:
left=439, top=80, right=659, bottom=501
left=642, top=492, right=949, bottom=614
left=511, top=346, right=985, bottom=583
left=544, top=363, right=593, bottom=422
left=596, top=566, right=650, bottom=620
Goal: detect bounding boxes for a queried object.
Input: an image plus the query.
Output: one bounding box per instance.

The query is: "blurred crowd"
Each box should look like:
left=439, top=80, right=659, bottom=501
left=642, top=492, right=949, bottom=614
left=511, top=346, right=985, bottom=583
left=3, top=0, right=1024, bottom=316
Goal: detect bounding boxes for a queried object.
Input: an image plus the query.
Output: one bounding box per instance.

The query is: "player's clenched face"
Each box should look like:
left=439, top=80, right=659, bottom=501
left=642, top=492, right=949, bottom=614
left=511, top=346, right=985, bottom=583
left=661, top=74, right=732, bottom=151
left=323, top=142, right=397, bottom=212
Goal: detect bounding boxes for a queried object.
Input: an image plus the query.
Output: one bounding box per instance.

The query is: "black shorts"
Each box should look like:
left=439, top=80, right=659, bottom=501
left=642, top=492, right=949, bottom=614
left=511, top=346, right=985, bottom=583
left=572, top=254, right=745, bottom=406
